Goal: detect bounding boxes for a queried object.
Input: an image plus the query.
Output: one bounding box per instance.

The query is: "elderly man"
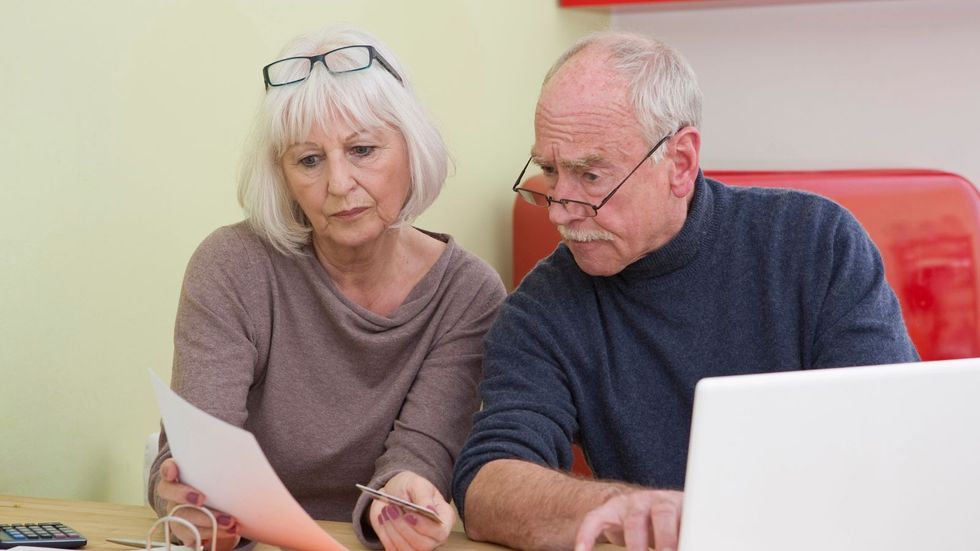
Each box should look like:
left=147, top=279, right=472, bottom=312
left=451, top=31, right=917, bottom=551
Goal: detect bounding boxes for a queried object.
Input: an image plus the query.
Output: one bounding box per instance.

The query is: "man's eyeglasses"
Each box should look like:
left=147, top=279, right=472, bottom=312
left=262, top=45, right=404, bottom=90
left=512, top=133, right=673, bottom=218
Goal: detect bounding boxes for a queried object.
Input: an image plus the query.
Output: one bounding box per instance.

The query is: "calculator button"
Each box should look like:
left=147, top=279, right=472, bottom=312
left=0, top=522, right=86, bottom=550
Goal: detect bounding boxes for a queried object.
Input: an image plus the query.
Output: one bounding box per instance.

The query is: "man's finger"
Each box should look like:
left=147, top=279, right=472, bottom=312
left=649, top=498, right=681, bottom=551
left=575, top=503, right=618, bottom=551
left=622, top=505, right=650, bottom=551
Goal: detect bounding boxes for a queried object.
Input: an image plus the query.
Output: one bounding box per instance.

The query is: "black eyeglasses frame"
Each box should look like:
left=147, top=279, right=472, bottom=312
left=262, top=44, right=404, bottom=90
left=511, top=133, right=674, bottom=218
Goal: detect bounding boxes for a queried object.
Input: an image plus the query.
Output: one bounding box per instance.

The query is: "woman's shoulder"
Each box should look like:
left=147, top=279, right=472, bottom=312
left=185, top=221, right=277, bottom=281
left=195, top=221, right=267, bottom=256
left=444, top=236, right=505, bottom=291
left=417, top=229, right=505, bottom=305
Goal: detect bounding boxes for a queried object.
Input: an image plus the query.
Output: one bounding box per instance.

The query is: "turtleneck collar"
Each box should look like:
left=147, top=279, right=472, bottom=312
left=616, top=169, right=716, bottom=279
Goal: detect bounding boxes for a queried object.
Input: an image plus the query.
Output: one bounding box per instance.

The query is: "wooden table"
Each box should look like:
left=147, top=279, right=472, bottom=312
left=0, top=495, right=507, bottom=551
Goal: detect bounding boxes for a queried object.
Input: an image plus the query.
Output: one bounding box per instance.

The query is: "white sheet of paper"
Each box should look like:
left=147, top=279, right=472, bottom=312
left=150, top=370, right=347, bottom=551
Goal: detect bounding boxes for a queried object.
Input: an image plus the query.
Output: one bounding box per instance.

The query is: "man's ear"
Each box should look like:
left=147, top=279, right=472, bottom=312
left=668, top=127, right=701, bottom=198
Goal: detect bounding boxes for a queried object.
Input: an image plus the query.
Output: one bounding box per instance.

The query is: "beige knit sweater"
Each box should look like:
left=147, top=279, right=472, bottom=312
left=148, top=222, right=505, bottom=547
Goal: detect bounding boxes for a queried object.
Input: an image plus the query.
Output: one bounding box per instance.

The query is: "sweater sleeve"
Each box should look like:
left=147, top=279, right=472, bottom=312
left=146, top=226, right=266, bottom=513
left=451, top=263, right=583, bottom=522
left=809, top=207, right=919, bottom=367
left=352, top=254, right=506, bottom=547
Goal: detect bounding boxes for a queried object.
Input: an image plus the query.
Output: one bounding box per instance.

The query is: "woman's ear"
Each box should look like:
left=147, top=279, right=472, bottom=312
left=668, top=126, right=701, bottom=198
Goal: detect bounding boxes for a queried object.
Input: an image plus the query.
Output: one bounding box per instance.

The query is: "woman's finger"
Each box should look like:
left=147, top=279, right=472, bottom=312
left=167, top=508, right=240, bottom=551
left=378, top=505, right=417, bottom=551
left=173, top=505, right=238, bottom=534
left=385, top=506, right=442, bottom=551
left=155, top=461, right=206, bottom=508
left=381, top=472, right=454, bottom=544
left=156, top=480, right=206, bottom=509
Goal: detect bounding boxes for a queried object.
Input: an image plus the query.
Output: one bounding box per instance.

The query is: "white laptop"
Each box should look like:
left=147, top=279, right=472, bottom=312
left=679, top=357, right=980, bottom=551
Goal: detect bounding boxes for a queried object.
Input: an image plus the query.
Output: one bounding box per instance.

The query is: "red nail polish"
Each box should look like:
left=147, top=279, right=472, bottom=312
left=404, top=514, right=417, bottom=526
left=217, top=514, right=232, bottom=526
left=186, top=492, right=202, bottom=505
left=386, top=505, right=400, bottom=519
left=377, top=512, right=385, bottom=525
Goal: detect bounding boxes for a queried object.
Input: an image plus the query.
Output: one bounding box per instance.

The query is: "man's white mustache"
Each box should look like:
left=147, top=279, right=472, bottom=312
left=558, top=226, right=615, bottom=242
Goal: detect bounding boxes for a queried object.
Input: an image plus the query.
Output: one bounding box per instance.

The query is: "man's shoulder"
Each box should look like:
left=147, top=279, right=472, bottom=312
left=709, top=177, right=845, bottom=213
left=707, top=178, right=852, bottom=235
left=519, top=242, right=576, bottom=276
left=512, top=244, right=589, bottom=302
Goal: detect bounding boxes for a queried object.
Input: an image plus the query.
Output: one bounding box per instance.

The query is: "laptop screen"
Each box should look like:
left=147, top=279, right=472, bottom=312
left=679, top=357, right=980, bottom=551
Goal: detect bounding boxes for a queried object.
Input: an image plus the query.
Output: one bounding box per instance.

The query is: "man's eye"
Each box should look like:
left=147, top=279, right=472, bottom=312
left=583, top=172, right=600, bottom=182
left=351, top=145, right=376, bottom=157
left=540, top=165, right=557, bottom=177
left=299, top=155, right=321, bottom=167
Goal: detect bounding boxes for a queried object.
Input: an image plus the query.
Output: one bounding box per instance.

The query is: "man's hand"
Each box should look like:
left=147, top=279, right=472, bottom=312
left=574, top=489, right=684, bottom=551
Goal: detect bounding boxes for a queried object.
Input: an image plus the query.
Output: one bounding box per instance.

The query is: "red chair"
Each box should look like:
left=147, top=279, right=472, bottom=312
left=512, top=169, right=980, bottom=475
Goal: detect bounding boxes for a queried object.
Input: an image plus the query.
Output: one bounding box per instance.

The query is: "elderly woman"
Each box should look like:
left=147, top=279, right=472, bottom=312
left=147, top=27, right=505, bottom=551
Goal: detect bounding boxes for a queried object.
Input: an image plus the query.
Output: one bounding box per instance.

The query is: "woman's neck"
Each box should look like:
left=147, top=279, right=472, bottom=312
left=312, top=227, right=445, bottom=316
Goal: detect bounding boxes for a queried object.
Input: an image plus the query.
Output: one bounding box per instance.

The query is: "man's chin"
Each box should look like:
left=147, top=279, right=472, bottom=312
left=567, top=242, right=620, bottom=277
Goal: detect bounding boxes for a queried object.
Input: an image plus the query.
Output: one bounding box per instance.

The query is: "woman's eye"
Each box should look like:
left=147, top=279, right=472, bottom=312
left=298, top=155, right=321, bottom=168
left=350, top=145, right=376, bottom=157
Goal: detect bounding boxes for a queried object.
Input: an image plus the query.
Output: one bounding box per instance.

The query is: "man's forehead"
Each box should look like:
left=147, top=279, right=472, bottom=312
left=529, top=148, right=610, bottom=168
left=530, top=123, right=644, bottom=166
left=532, top=82, right=642, bottom=164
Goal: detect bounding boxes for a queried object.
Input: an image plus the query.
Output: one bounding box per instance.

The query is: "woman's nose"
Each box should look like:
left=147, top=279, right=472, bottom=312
left=325, top=160, right=356, bottom=195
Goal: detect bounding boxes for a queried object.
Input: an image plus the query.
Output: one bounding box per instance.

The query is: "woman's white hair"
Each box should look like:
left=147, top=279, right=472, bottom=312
left=544, top=31, right=703, bottom=162
left=238, top=27, right=448, bottom=255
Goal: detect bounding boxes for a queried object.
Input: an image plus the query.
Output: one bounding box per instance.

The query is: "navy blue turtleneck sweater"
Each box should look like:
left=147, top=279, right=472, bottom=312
left=452, top=173, right=918, bottom=517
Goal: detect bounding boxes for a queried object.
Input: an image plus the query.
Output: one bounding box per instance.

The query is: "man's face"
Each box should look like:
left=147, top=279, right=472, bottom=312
left=532, top=49, right=689, bottom=277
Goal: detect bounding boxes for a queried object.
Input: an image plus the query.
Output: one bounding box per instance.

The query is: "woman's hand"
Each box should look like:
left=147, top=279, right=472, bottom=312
left=369, top=471, right=455, bottom=551
left=154, top=458, right=241, bottom=551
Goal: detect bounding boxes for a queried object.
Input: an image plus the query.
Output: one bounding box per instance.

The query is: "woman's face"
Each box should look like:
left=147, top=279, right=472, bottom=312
left=280, top=119, right=411, bottom=251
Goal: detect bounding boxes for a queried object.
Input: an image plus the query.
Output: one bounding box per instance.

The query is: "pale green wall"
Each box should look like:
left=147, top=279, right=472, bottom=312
left=0, top=0, right=608, bottom=505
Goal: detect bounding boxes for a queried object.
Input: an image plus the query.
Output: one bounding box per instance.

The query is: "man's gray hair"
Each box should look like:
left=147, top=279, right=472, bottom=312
left=545, top=31, right=703, bottom=160
left=238, top=26, right=448, bottom=255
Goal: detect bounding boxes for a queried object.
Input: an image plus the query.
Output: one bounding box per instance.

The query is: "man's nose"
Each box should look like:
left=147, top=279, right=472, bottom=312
left=547, top=174, right=586, bottom=226
left=547, top=200, right=578, bottom=227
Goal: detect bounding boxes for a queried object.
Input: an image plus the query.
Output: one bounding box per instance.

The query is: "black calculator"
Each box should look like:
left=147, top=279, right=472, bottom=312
left=0, top=522, right=87, bottom=549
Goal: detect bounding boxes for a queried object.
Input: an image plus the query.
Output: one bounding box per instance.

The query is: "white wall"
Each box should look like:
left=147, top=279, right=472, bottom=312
left=614, top=0, right=980, bottom=187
